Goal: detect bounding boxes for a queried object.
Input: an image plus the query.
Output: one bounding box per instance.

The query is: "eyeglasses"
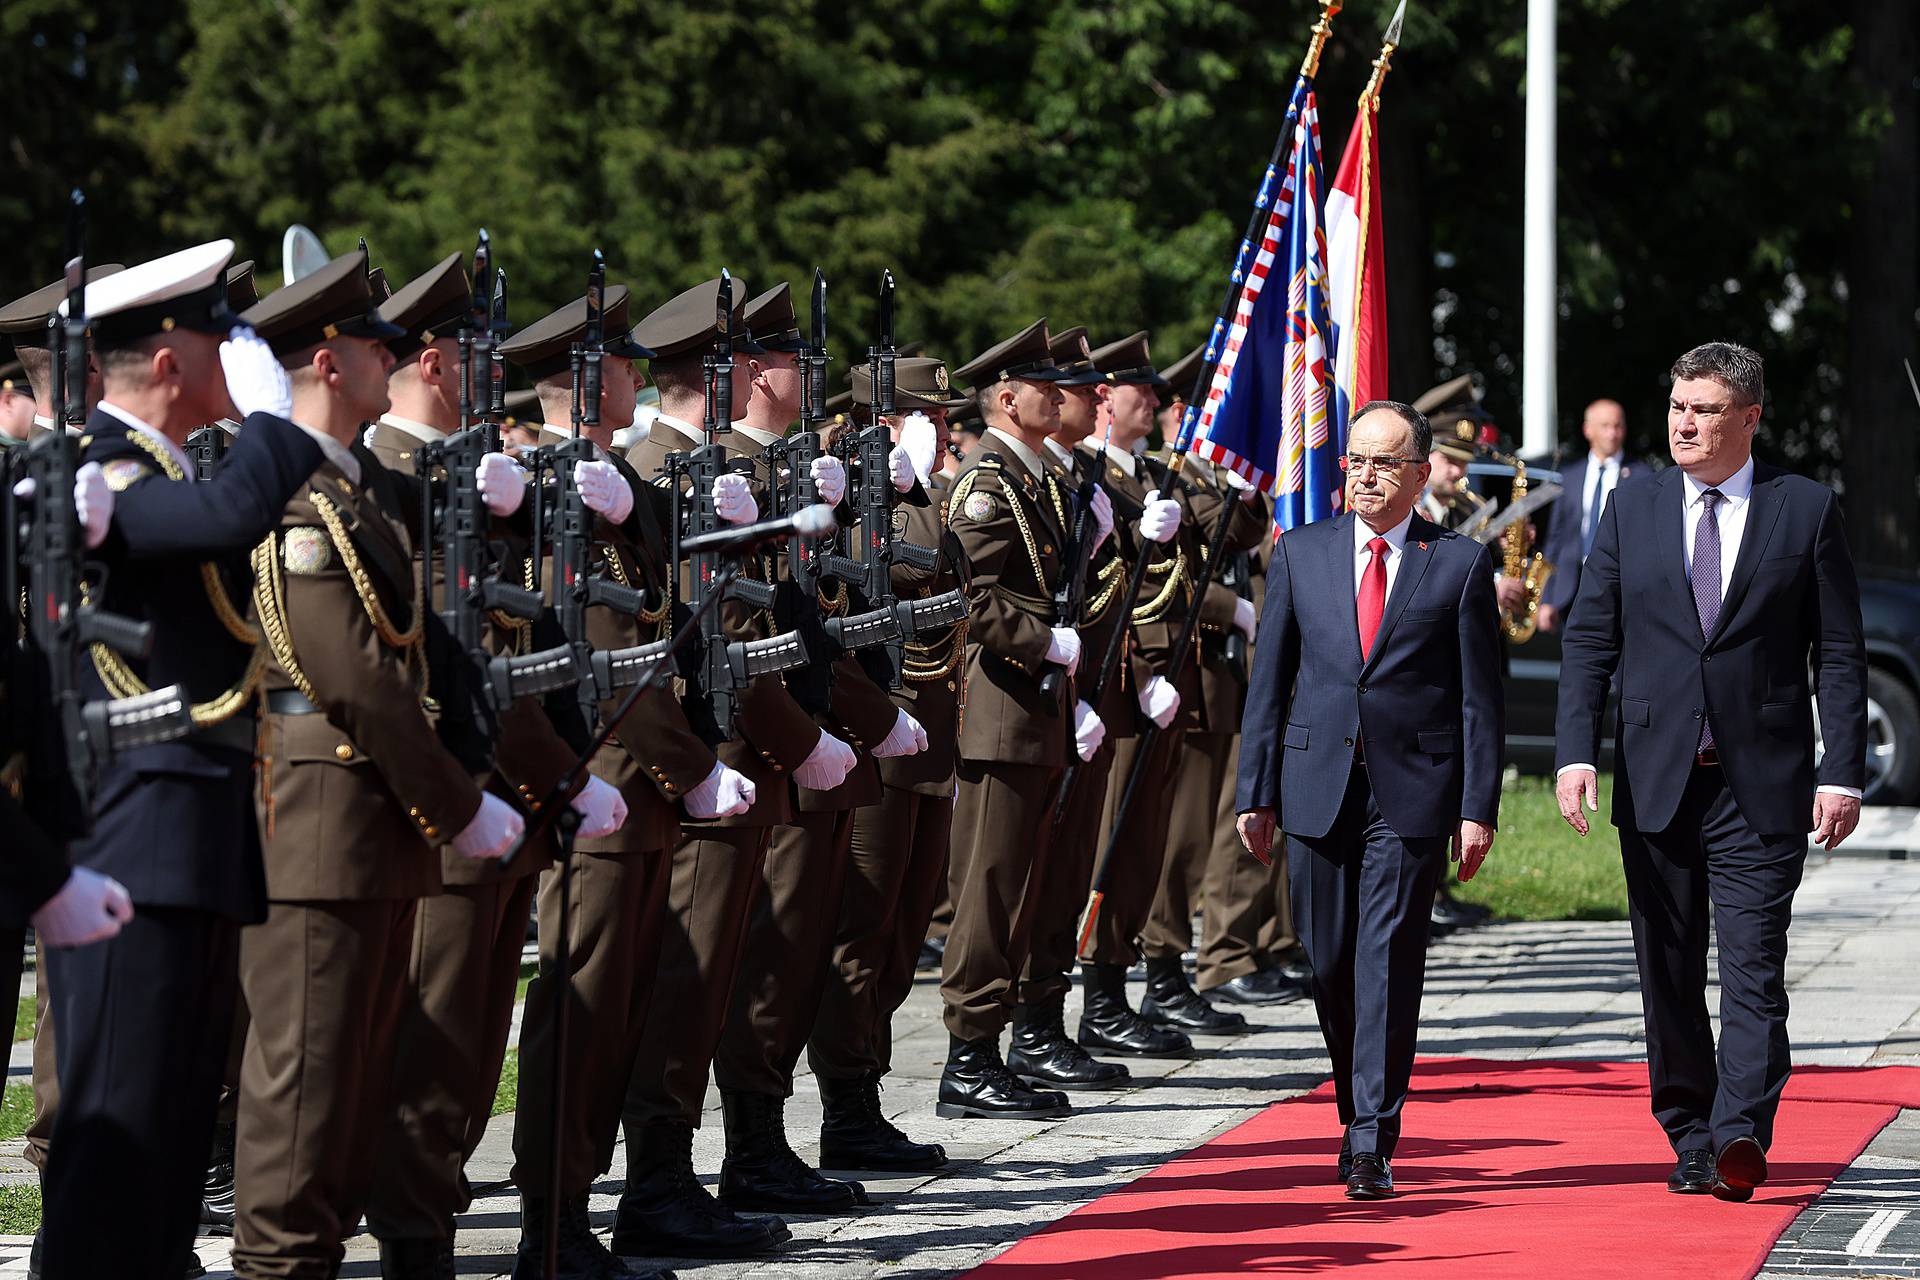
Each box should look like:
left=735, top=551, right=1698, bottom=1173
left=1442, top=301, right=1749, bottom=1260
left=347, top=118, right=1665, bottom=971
left=1340, top=453, right=1420, bottom=477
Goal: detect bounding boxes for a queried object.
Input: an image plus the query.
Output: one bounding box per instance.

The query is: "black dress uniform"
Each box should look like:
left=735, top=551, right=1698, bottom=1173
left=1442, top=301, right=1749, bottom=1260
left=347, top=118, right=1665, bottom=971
left=39, top=241, right=323, bottom=1280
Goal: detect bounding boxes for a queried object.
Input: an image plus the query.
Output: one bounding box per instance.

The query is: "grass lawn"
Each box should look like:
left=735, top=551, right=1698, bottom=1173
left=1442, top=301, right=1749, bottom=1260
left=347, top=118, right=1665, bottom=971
left=14, top=996, right=32, bottom=1043
left=1447, top=774, right=1628, bottom=921
left=493, top=1049, right=519, bottom=1118
left=0, top=1081, right=35, bottom=1141
left=0, top=1185, right=38, bottom=1235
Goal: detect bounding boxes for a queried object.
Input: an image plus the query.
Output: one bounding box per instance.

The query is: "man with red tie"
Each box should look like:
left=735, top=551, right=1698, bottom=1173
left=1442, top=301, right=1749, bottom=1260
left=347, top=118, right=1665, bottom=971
left=1237, top=400, right=1504, bottom=1200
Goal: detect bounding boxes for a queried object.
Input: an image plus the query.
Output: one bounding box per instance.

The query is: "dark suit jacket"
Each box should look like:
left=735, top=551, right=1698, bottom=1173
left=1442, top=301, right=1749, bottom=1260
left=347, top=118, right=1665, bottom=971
left=1542, top=454, right=1644, bottom=613
left=1236, top=511, right=1505, bottom=840
left=1554, top=461, right=1867, bottom=835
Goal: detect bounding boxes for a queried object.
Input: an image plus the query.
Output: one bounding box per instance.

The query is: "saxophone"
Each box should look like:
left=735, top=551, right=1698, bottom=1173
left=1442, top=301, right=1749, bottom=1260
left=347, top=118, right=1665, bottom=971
left=1499, top=455, right=1554, bottom=643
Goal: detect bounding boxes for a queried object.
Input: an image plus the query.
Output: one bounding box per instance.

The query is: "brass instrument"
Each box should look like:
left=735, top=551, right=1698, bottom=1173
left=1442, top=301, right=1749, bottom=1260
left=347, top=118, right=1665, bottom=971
left=1494, top=451, right=1554, bottom=642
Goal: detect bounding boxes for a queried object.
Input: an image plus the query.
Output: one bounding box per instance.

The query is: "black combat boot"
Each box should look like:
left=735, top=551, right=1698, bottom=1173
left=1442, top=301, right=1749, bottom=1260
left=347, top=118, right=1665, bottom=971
left=1141, top=956, right=1248, bottom=1034
left=936, top=1035, right=1072, bottom=1119
left=380, top=1235, right=457, bottom=1280
left=610, top=1121, right=790, bottom=1259
left=717, top=1090, right=868, bottom=1214
left=513, top=1192, right=640, bottom=1280
left=1077, top=962, right=1193, bottom=1057
left=200, top=1119, right=237, bottom=1236
left=1007, top=995, right=1132, bottom=1089
left=818, top=1072, right=948, bottom=1171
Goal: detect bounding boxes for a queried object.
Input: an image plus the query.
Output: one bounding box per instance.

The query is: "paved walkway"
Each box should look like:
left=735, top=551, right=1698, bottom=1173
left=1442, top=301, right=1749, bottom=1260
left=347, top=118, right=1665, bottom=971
left=4, top=850, right=1918, bottom=1278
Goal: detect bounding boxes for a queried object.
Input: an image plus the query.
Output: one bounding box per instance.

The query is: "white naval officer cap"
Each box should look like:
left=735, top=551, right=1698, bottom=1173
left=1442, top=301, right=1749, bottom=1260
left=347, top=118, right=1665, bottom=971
left=61, top=239, right=239, bottom=351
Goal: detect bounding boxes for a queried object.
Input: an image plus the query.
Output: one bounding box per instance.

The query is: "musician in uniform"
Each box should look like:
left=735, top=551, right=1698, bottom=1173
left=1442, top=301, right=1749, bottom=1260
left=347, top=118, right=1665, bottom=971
left=228, top=251, right=527, bottom=1280
left=40, top=241, right=324, bottom=1279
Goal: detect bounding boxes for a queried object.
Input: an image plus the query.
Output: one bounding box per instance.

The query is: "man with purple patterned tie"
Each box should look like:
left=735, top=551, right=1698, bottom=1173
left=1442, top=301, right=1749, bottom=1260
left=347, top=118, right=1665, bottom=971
left=1555, top=342, right=1868, bottom=1203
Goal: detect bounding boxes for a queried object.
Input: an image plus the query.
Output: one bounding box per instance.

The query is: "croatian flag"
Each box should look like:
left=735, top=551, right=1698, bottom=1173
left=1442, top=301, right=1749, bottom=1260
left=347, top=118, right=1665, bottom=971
left=1326, top=92, right=1389, bottom=451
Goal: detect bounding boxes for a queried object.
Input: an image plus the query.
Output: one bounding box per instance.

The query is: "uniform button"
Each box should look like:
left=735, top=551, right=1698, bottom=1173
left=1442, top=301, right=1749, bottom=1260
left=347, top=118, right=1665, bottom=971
left=408, top=806, right=422, bottom=818
left=1042, top=545, right=1054, bottom=556
left=334, top=744, right=353, bottom=761
left=1344, top=737, right=1354, bottom=746
left=425, top=826, right=440, bottom=839
left=947, top=680, right=957, bottom=692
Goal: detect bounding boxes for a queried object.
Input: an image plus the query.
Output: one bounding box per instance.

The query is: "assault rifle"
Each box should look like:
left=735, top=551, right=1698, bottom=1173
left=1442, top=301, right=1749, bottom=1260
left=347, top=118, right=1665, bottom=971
left=1038, top=438, right=1101, bottom=706
left=766, top=268, right=838, bottom=714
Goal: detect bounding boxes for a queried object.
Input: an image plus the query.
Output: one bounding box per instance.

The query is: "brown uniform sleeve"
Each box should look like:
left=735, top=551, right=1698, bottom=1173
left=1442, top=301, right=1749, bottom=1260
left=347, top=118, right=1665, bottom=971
left=826, top=654, right=901, bottom=750
left=951, top=469, right=1054, bottom=673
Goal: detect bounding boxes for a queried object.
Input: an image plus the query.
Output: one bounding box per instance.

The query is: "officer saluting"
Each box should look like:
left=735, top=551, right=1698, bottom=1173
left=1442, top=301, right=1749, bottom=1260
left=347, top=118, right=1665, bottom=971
left=39, top=241, right=326, bottom=1280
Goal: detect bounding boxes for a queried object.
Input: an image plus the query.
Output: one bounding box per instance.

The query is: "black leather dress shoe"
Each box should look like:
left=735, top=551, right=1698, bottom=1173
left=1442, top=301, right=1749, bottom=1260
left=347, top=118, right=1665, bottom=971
left=1712, top=1136, right=1768, bottom=1203
left=1141, top=958, right=1248, bottom=1034
left=1008, top=997, right=1132, bottom=1090
left=1078, top=963, right=1194, bottom=1057
left=1337, top=1134, right=1354, bottom=1183
left=937, top=1036, right=1073, bottom=1119
left=718, top=1092, right=868, bottom=1214
left=1211, top=966, right=1309, bottom=1006
left=611, top=1124, right=789, bottom=1259
left=1666, top=1149, right=1717, bottom=1194
left=1274, top=958, right=1314, bottom=985
left=818, top=1073, right=949, bottom=1172
left=1345, top=1152, right=1394, bottom=1200
left=1432, top=890, right=1491, bottom=929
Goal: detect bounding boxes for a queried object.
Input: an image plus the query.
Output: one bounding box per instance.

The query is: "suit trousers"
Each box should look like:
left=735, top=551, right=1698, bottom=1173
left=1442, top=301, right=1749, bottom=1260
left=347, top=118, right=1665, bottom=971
left=715, top=808, right=856, bottom=1097
left=941, top=759, right=1063, bottom=1042
left=622, top=825, right=773, bottom=1132
left=369, top=873, right=538, bottom=1240
left=1622, top=764, right=1807, bottom=1154
left=810, top=786, right=953, bottom=1081
left=511, top=849, right=672, bottom=1195
left=1288, top=764, right=1444, bottom=1159
left=232, top=899, right=416, bottom=1280
left=1018, top=739, right=1113, bottom=1002
left=1086, top=724, right=1183, bottom=966
left=40, top=908, right=238, bottom=1280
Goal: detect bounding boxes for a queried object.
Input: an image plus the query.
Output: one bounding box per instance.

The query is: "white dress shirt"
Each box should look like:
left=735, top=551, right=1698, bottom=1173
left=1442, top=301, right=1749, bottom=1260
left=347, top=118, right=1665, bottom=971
left=1581, top=451, right=1623, bottom=548
left=97, top=401, right=197, bottom=478
left=1353, top=509, right=1414, bottom=602
left=986, top=426, right=1049, bottom=482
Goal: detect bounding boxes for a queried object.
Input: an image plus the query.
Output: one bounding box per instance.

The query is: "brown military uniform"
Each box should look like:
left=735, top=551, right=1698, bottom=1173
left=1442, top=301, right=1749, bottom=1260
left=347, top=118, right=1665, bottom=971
left=941, top=428, right=1073, bottom=1042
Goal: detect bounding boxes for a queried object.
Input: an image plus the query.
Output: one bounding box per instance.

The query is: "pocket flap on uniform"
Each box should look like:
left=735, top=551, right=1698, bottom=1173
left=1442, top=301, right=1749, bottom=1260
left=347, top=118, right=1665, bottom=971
left=1283, top=722, right=1310, bottom=749
left=276, top=711, right=368, bottom=766
left=1621, top=698, right=1651, bottom=726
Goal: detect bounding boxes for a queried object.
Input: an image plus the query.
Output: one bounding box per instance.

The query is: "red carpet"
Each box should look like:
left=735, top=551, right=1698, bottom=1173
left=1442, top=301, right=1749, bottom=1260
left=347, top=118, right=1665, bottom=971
left=968, top=1058, right=1920, bottom=1279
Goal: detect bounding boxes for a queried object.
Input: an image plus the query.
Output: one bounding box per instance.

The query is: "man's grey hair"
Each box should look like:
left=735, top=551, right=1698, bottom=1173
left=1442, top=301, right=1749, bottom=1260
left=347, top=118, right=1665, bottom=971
left=1670, top=342, right=1764, bottom=408
left=1352, top=399, right=1432, bottom=457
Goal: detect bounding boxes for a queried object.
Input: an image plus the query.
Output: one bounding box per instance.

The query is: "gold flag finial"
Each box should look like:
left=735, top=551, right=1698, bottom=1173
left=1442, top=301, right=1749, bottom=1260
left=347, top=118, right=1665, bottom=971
left=1300, top=0, right=1344, bottom=79
left=1360, top=0, right=1409, bottom=110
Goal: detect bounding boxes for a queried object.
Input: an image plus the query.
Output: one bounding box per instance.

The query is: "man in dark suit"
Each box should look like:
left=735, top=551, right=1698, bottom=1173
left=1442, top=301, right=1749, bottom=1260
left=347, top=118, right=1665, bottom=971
left=1537, top=397, right=1642, bottom=633
left=1237, top=400, right=1504, bottom=1201
left=1555, top=342, right=1867, bottom=1203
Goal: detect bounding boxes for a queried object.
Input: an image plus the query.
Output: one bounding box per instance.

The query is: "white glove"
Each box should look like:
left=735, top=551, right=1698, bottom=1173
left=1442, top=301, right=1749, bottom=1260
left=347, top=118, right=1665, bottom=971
left=872, top=709, right=929, bottom=759
left=713, top=471, right=758, bottom=525
left=569, top=774, right=628, bottom=839
left=794, top=730, right=857, bottom=790
left=1137, top=489, right=1182, bottom=544
left=573, top=459, right=634, bottom=522
left=478, top=451, right=530, bottom=517
left=887, top=444, right=916, bottom=494
left=30, top=868, right=133, bottom=948
left=1224, top=467, right=1259, bottom=500
left=683, top=761, right=757, bottom=819
left=899, top=412, right=939, bottom=486
left=1073, top=700, right=1107, bottom=761
left=1089, top=484, right=1114, bottom=553
left=452, top=792, right=524, bottom=861
left=1045, top=626, right=1082, bottom=677
left=1138, top=674, right=1182, bottom=729
left=811, top=455, right=848, bottom=505
left=1232, top=597, right=1257, bottom=642
left=74, top=461, right=112, bottom=549
left=219, top=325, right=293, bottom=421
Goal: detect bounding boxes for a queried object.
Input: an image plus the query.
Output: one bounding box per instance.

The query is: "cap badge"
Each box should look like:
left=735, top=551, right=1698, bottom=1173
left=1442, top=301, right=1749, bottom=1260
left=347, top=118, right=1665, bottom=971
left=934, top=366, right=949, bottom=392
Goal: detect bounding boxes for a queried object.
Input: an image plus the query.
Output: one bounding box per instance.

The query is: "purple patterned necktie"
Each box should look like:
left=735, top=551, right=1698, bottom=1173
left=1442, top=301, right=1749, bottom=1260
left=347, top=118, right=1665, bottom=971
left=1692, top=488, right=1723, bottom=749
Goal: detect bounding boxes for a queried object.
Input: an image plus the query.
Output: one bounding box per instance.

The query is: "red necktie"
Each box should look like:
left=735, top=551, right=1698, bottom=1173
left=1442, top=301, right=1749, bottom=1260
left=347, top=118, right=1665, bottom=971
left=1358, top=536, right=1389, bottom=659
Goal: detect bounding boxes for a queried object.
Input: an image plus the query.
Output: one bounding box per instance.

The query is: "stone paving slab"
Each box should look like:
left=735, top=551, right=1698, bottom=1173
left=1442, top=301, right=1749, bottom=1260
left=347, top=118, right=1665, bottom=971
left=0, top=852, right=1916, bottom=1277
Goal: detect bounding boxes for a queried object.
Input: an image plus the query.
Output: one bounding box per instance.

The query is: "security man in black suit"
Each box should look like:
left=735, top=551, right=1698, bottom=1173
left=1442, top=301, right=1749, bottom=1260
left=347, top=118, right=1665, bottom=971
left=1537, top=396, right=1644, bottom=633
left=1555, top=341, right=1867, bottom=1203
left=1237, top=399, right=1503, bottom=1202
left=38, top=239, right=324, bottom=1280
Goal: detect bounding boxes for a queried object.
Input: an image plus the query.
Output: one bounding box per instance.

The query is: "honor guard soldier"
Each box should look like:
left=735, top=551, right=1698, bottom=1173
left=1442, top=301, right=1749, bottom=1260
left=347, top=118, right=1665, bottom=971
left=938, top=319, right=1097, bottom=1120
left=711, top=283, right=927, bottom=1216
left=498, top=276, right=749, bottom=1279
left=227, top=251, right=525, bottom=1280
left=1079, top=331, right=1266, bottom=1058
left=37, top=241, right=326, bottom=1280
left=613, top=277, right=855, bottom=1260
left=1, top=359, right=37, bottom=442
left=0, top=264, right=123, bottom=443
left=808, top=356, right=970, bottom=1168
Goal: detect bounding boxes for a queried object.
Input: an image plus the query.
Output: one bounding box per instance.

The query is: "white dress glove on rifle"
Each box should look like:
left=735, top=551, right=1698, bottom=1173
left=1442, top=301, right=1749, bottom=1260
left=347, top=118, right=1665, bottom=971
left=1232, top=597, right=1257, bottom=642
left=452, top=792, right=525, bottom=861
left=1138, top=674, right=1182, bottom=729
left=683, top=761, right=757, bottom=819
left=478, top=451, right=530, bottom=517
left=569, top=774, right=628, bottom=839
left=872, top=709, right=929, bottom=758
left=899, top=412, right=939, bottom=486
left=1137, top=489, right=1182, bottom=544
left=1073, top=700, right=1107, bottom=761
left=1045, top=626, right=1082, bottom=677
left=219, top=325, right=293, bottom=421
left=1089, top=484, right=1114, bottom=553
left=794, top=730, right=858, bottom=790
left=810, top=455, right=848, bottom=505
left=713, top=471, right=758, bottom=525
left=887, top=444, right=916, bottom=494
left=31, top=868, right=133, bottom=948
left=1224, top=467, right=1260, bottom=501
left=74, top=461, right=112, bottom=549
left=571, top=459, right=634, bottom=522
